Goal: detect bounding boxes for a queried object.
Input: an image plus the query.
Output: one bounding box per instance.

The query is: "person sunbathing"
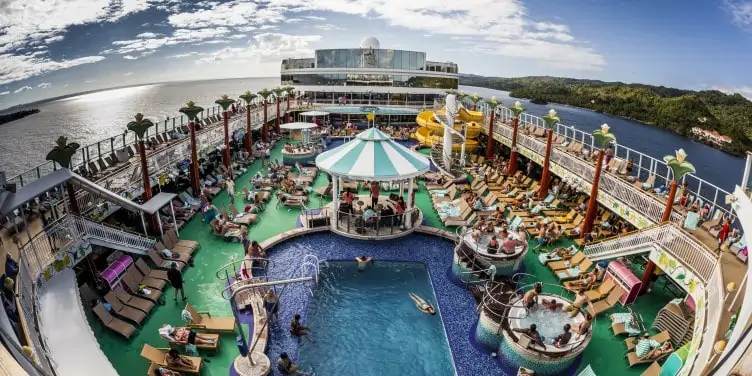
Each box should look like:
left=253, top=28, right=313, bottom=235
left=211, top=217, right=240, bottom=235
left=159, top=325, right=216, bottom=346
left=567, top=270, right=598, bottom=289
left=635, top=333, right=673, bottom=360
left=165, top=348, right=194, bottom=368
left=546, top=247, right=573, bottom=260
left=153, top=367, right=181, bottom=376
left=409, top=293, right=436, bottom=315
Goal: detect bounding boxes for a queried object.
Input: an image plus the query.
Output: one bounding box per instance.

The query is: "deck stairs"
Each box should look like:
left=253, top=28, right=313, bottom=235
left=69, top=214, right=156, bottom=254
left=582, top=224, right=669, bottom=261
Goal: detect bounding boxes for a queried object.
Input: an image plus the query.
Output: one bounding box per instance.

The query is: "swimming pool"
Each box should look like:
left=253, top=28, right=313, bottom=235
left=322, top=106, right=421, bottom=115
left=298, top=261, right=455, bottom=375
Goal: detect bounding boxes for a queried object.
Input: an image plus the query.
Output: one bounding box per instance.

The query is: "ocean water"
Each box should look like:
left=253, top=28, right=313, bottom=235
left=297, top=261, right=455, bottom=376
left=0, top=80, right=743, bottom=194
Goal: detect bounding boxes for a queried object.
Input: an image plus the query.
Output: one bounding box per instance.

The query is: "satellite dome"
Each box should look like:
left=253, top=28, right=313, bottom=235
left=360, top=37, right=380, bottom=50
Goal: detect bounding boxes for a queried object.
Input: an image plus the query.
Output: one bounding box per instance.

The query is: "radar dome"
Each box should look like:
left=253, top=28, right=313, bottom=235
left=360, top=37, right=380, bottom=49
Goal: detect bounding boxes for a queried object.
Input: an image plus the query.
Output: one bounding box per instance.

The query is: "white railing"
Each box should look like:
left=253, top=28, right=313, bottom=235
left=689, top=264, right=724, bottom=376
left=583, top=223, right=718, bottom=283
left=476, top=101, right=734, bottom=223
left=582, top=225, right=666, bottom=261
left=69, top=214, right=156, bottom=253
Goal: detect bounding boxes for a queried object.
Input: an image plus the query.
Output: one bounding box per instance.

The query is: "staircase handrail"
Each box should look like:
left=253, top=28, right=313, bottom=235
left=69, top=214, right=156, bottom=251
left=214, top=258, right=275, bottom=279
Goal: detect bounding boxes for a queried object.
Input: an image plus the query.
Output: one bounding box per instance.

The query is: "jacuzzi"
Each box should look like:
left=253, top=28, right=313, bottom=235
left=452, top=232, right=528, bottom=281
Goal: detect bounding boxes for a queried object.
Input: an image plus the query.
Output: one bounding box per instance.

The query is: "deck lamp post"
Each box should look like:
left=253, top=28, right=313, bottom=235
left=468, top=93, right=482, bottom=111
left=508, top=101, right=526, bottom=175
left=484, top=97, right=500, bottom=159
left=538, top=109, right=560, bottom=199
left=239, top=91, right=258, bottom=154
left=640, top=149, right=696, bottom=291
left=45, top=136, right=81, bottom=214
left=272, top=86, right=285, bottom=133
left=179, top=101, right=204, bottom=194
left=215, top=95, right=236, bottom=178
left=257, top=89, right=273, bottom=142
left=581, top=124, right=617, bottom=236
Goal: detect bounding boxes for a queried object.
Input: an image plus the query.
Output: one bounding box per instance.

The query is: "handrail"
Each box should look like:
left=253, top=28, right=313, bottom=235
left=586, top=221, right=668, bottom=246
left=331, top=206, right=421, bottom=237
left=214, top=258, right=276, bottom=279
left=69, top=214, right=156, bottom=251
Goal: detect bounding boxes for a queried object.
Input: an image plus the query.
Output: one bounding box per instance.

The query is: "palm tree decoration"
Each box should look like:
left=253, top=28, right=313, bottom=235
left=484, top=96, right=501, bottom=159
left=582, top=123, right=617, bottom=236
left=46, top=137, right=81, bottom=213
left=215, top=95, right=236, bottom=175
left=127, top=113, right=155, bottom=199
left=468, top=93, right=482, bottom=111
left=538, top=109, right=560, bottom=199
left=508, top=101, right=526, bottom=174
left=257, top=88, right=274, bottom=142
left=239, top=91, right=258, bottom=153
left=661, top=149, right=695, bottom=221
left=272, top=86, right=286, bottom=133
left=179, top=101, right=204, bottom=193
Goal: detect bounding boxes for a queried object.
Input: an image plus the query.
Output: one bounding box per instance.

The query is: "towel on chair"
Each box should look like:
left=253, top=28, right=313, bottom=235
left=683, top=211, right=699, bottom=230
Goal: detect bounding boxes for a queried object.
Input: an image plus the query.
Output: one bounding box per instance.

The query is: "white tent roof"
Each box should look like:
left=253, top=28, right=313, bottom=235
left=280, top=122, right=319, bottom=130
left=299, top=110, right=330, bottom=117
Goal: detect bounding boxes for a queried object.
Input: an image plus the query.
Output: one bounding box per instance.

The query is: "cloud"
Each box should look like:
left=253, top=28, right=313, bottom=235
left=14, top=86, right=32, bottom=93
left=45, top=36, right=65, bottom=44
left=136, top=32, right=160, bottom=38
left=229, top=34, right=247, bottom=39
left=85, top=80, right=96, bottom=84
left=168, top=1, right=287, bottom=29
left=195, top=33, right=321, bottom=64
left=167, top=52, right=200, bottom=59
left=124, top=72, right=135, bottom=76
left=109, top=27, right=232, bottom=56
left=123, top=55, right=139, bottom=60
left=725, top=0, right=752, bottom=28
left=303, top=16, right=326, bottom=21
left=711, top=85, right=752, bottom=100
left=37, top=82, right=52, bottom=88
left=0, top=91, right=9, bottom=96
left=314, top=24, right=344, bottom=31
left=0, top=54, right=105, bottom=85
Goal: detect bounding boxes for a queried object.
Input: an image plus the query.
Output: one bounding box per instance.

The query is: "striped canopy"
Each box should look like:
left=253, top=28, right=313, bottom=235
left=315, top=128, right=430, bottom=180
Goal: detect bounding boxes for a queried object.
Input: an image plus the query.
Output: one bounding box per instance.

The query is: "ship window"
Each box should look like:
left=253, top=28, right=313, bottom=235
left=401, top=51, right=409, bottom=70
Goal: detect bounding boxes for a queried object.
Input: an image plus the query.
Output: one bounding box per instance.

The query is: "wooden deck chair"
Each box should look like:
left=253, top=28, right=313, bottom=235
left=122, top=270, right=163, bottom=303
left=445, top=211, right=477, bottom=227
left=482, top=193, right=501, bottom=207
left=136, top=258, right=169, bottom=281
left=641, top=175, right=656, bottom=190
left=228, top=205, right=258, bottom=225
left=589, top=287, right=623, bottom=316
left=426, top=179, right=452, bottom=191
left=183, top=304, right=237, bottom=333
left=476, top=155, right=485, bottom=164
left=141, top=344, right=202, bottom=374
left=129, top=264, right=167, bottom=290
left=432, top=185, right=458, bottom=205
left=92, top=304, right=136, bottom=340
left=160, top=326, right=220, bottom=351
left=626, top=331, right=670, bottom=351
left=611, top=322, right=626, bottom=336
left=555, top=257, right=594, bottom=281
left=640, top=362, right=662, bottom=376
left=585, top=278, right=615, bottom=301
left=156, top=241, right=195, bottom=258
left=442, top=203, right=471, bottom=224
left=487, top=176, right=509, bottom=190
left=149, top=247, right=191, bottom=266
left=148, top=249, right=187, bottom=271
left=103, top=292, right=147, bottom=325
left=561, top=215, right=584, bottom=230
left=113, top=285, right=155, bottom=314
left=548, top=252, right=585, bottom=271
left=553, top=209, right=577, bottom=223
left=626, top=350, right=670, bottom=368
left=165, top=229, right=200, bottom=251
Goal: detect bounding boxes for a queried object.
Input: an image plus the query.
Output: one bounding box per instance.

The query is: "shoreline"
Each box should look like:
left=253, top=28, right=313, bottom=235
left=0, top=109, right=40, bottom=126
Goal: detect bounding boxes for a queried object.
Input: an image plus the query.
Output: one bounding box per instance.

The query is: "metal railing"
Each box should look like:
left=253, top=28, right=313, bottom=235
left=332, top=206, right=421, bottom=238
left=305, top=99, right=435, bottom=108
left=69, top=214, right=156, bottom=253
left=16, top=257, right=55, bottom=376
left=475, top=102, right=734, bottom=224
left=582, top=223, right=666, bottom=262
left=689, top=264, right=724, bottom=376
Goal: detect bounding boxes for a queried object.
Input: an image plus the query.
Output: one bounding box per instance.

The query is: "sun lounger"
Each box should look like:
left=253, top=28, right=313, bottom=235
left=160, top=326, right=220, bottom=351
left=113, top=285, right=155, bottom=314
left=135, top=258, right=169, bottom=281
left=548, top=253, right=585, bottom=271
left=122, top=269, right=163, bottom=303
left=625, top=331, right=670, bottom=351
left=156, top=240, right=195, bottom=258
left=164, top=229, right=200, bottom=252
left=588, top=287, right=623, bottom=316
left=626, top=349, right=670, bottom=367
left=93, top=304, right=136, bottom=340
left=554, top=258, right=593, bottom=281
left=640, top=362, right=662, bottom=376
left=576, top=365, right=596, bottom=376
left=641, top=175, right=656, bottom=190
left=141, top=344, right=202, bottom=374
left=148, top=249, right=188, bottom=271
left=103, top=292, right=147, bottom=325
left=229, top=205, right=258, bottom=225
left=584, top=278, right=616, bottom=301
left=128, top=264, right=167, bottom=290
left=183, top=304, right=237, bottom=333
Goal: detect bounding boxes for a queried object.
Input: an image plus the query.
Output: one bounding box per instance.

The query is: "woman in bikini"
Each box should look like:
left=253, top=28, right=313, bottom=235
left=409, top=293, right=436, bottom=315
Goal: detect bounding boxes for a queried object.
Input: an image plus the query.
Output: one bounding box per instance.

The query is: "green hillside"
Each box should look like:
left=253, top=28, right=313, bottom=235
left=460, top=75, right=752, bottom=156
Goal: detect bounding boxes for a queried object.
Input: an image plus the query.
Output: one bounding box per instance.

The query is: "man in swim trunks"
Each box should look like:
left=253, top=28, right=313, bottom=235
left=564, top=288, right=590, bottom=318
left=409, top=293, right=436, bottom=315
left=512, top=324, right=545, bottom=347
left=355, top=256, right=373, bottom=271
left=522, top=283, right=542, bottom=309
left=290, top=314, right=309, bottom=337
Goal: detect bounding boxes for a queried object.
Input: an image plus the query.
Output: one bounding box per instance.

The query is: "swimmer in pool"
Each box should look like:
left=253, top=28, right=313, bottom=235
left=409, top=293, right=436, bottom=315
left=355, top=256, right=373, bottom=271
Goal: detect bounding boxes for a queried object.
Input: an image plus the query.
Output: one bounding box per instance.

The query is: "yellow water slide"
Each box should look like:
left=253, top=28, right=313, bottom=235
left=413, top=108, right=482, bottom=152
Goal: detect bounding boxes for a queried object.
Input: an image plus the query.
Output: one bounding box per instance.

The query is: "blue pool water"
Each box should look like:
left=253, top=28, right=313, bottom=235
left=322, top=106, right=421, bottom=115
left=298, top=261, right=455, bottom=375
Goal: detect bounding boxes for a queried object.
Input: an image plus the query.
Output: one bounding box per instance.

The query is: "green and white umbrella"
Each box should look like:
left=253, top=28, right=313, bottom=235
left=316, top=128, right=430, bottom=180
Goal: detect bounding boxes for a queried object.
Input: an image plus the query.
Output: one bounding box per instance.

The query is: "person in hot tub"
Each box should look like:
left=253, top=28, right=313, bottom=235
left=522, top=283, right=542, bottom=309
left=513, top=324, right=545, bottom=347
left=502, top=234, right=520, bottom=254
left=552, top=324, right=572, bottom=348
left=355, top=256, right=373, bottom=271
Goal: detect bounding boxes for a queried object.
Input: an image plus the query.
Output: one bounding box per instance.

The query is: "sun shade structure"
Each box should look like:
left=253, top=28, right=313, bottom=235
left=280, top=122, right=319, bottom=130
left=315, top=127, right=430, bottom=181
left=299, top=110, right=330, bottom=117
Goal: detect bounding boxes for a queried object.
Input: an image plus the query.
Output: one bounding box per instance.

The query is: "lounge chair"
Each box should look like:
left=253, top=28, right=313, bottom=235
left=426, top=180, right=453, bottom=191
left=588, top=287, right=623, bottom=316
left=156, top=241, right=195, bottom=258
left=576, top=365, right=596, bottom=376
left=113, top=285, right=155, bottom=314
left=92, top=304, right=137, bottom=340
left=122, top=270, right=163, bottom=303
left=584, top=278, right=616, bottom=301
left=548, top=252, right=585, bottom=271
left=135, top=258, right=169, bottom=281
left=641, top=362, right=662, bottom=376
left=160, top=326, right=220, bottom=351
left=611, top=322, right=626, bottom=336
left=626, top=349, right=670, bottom=368
left=140, top=344, right=202, bottom=374
left=103, top=292, right=147, bottom=325
left=164, top=229, right=200, bottom=252
left=554, top=257, right=594, bottom=281
left=148, top=249, right=188, bottom=271
left=128, top=264, right=167, bottom=291
left=149, top=247, right=191, bottom=267
left=229, top=205, right=258, bottom=225
left=625, top=331, right=670, bottom=351
left=183, top=304, right=236, bottom=333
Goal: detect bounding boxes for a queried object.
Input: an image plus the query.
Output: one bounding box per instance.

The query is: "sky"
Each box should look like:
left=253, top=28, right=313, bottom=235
left=2, top=0, right=752, bottom=109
